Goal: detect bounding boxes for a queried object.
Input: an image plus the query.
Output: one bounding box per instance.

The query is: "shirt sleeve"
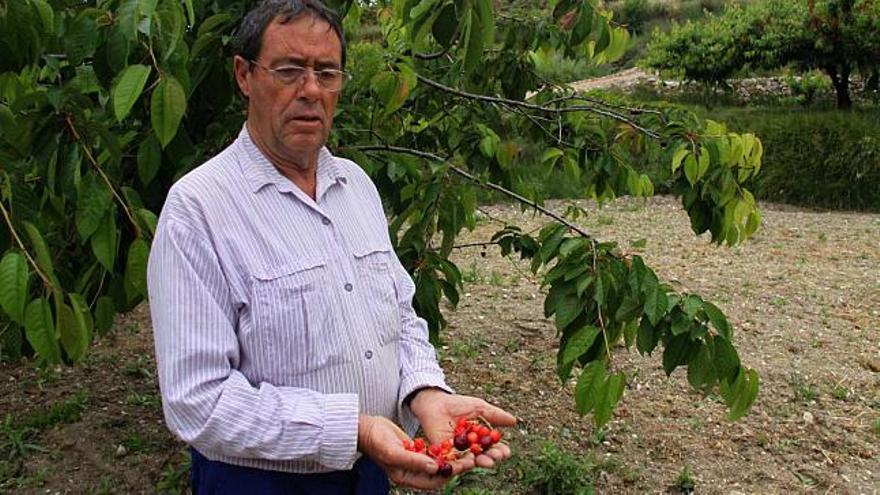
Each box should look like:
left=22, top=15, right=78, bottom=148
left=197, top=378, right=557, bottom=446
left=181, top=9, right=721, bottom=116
left=389, top=248, right=454, bottom=434
left=148, top=213, right=359, bottom=470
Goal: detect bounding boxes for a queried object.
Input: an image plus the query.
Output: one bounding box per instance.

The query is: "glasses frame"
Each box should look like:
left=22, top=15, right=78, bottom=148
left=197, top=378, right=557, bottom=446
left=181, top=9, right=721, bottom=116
left=248, top=60, right=350, bottom=92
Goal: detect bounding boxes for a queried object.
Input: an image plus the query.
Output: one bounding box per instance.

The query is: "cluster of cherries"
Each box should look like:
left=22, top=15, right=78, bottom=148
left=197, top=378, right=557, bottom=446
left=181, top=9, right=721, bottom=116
left=402, top=416, right=505, bottom=477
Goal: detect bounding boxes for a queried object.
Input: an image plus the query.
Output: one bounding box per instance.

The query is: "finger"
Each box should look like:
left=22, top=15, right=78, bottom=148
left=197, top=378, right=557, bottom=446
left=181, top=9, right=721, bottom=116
left=388, top=468, right=448, bottom=491
left=478, top=403, right=517, bottom=427
left=382, top=445, right=440, bottom=475
left=484, top=443, right=511, bottom=461
left=449, top=455, right=475, bottom=476
left=474, top=453, right=496, bottom=468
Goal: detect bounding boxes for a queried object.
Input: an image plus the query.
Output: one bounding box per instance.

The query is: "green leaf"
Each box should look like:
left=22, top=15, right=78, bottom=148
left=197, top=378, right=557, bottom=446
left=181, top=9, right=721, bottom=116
left=554, top=293, right=583, bottom=330
left=25, top=297, right=62, bottom=365
left=94, top=296, right=116, bottom=336
left=574, top=360, right=606, bottom=415
left=151, top=75, right=187, bottom=148
left=125, top=238, right=150, bottom=299
left=22, top=222, right=58, bottom=285
left=137, top=134, right=162, bottom=186
left=594, top=372, right=625, bottom=427
left=0, top=251, right=29, bottom=323
left=662, top=333, right=699, bottom=376
left=559, top=325, right=600, bottom=378
left=183, top=0, right=195, bottom=26
left=432, top=2, right=458, bottom=48
left=91, top=208, right=118, bottom=271
left=76, top=172, right=112, bottom=242
left=64, top=13, right=99, bottom=66
left=702, top=301, right=731, bottom=340
left=727, top=368, right=759, bottom=421
left=683, top=155, right=699, bottom=185
left=137, top=208, right=158, bottom=237
left=713, top=335, right=741, bottom=381
left=671, top=145, right=689, bottom=173
left=31, top=0, right=55, bottom=34
left=116, top=0, right=140, bottom=40
left=697, top=147, right=710, bottom=181
left=687, top=339, right=716, bottom=393
left=58, top=300, right=88, bottom=363
left=636, top=317, right=658, bottom=355
left=463, top=7, right=485, bottom=74
left=112, top=64, right=152, bottom=122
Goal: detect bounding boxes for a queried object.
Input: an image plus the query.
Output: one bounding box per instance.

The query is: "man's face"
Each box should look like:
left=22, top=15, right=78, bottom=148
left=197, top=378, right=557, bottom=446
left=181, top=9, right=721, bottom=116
left=234, top=15, right=342, bottom=166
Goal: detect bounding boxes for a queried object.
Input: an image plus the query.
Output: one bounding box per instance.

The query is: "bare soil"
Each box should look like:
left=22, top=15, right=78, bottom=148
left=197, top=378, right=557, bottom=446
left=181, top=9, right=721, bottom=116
left=1, top=197, right=878, bottom=494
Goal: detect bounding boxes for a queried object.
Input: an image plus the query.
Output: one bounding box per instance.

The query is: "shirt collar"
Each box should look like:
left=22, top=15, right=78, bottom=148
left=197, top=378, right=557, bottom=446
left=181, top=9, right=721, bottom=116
left=236, top=125, right=347, bottom=195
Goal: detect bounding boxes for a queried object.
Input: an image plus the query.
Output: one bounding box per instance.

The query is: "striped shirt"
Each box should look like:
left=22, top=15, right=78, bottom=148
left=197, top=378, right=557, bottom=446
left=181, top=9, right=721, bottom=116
left=147, top=126, right=450, bottom=473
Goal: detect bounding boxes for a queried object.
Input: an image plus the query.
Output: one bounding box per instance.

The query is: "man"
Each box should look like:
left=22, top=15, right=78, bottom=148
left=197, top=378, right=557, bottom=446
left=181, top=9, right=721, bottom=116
left=147, top=0, right=515, bottom=493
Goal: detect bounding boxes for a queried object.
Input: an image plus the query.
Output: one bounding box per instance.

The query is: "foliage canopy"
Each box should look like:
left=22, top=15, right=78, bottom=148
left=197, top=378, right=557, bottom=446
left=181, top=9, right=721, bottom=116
left=0, top=0, right=761, bottom=426
left=644, top=0, right=880, bottom=109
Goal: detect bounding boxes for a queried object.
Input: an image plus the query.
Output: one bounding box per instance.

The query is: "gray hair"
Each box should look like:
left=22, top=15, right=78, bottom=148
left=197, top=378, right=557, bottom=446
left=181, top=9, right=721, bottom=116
left=234, top=0, right=346, bottom=68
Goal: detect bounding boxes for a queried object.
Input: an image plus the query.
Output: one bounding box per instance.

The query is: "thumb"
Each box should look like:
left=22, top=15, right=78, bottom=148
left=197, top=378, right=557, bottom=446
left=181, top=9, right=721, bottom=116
left=480, top=403, right=517, bottom=427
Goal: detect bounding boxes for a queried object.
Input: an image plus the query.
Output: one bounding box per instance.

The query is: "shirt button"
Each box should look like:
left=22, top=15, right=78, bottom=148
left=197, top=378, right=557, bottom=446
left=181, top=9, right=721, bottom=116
left=364, top=350, right=373, bottom=359
left=322, top=217, right=331, bottom=226
left=344, top=283, right=353, bottom=292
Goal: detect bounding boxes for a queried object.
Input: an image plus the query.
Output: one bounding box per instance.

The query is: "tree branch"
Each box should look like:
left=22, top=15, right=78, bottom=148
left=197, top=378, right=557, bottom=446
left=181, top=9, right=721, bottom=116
left=65, top=116, right=143, bottom=239
left=416, top=74, right=662, bottom=139
left=346, top=144, right=594, bottom=239
left=0, top=197, right=57, bottom=291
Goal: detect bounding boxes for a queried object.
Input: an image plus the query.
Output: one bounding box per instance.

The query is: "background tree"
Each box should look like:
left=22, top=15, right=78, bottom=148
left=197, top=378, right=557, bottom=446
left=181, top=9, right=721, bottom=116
left=644, top=0, right=880, bottom=109
left=0, top=0, right=760, bottom=427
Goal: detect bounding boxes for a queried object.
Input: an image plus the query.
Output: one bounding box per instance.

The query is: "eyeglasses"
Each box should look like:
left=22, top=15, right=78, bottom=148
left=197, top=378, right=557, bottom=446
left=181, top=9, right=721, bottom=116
left=249, top=60, right=349, bottom=92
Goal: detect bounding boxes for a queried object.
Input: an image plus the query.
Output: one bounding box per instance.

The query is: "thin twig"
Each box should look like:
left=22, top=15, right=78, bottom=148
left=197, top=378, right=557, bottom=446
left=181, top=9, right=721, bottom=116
left=0, top=198, right=56, bottom=290
left=592, top=239, right=613, bottom=363
left=416, top=75, right=661, bottom=139
left=453, top=241, right=501, bottom=250
left=348, top=145, right=593, bottom=238
left=65, top=116, right=143, bottom=239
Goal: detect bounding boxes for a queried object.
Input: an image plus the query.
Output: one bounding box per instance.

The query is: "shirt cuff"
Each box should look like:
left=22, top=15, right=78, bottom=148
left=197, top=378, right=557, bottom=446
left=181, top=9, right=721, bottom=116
left=397, top=371, right=454, bottom=437
left=318, top=393, right=360, bottom=470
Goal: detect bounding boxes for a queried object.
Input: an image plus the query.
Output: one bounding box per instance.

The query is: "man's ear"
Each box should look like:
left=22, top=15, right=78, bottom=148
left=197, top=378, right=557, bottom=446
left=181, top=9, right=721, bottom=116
left=233, top=55, right=251, bottom=98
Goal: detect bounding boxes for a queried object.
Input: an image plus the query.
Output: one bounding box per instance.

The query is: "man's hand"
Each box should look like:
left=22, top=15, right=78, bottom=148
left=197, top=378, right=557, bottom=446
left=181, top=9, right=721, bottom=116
left=358, top=414, right=464, bottom=490
left=409, top=389, right=516, bottom=469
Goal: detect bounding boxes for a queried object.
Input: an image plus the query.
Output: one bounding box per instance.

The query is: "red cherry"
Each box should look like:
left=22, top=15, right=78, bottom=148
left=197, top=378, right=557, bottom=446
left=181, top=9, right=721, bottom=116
left=413, top=438, right=425, bottom=452
left=467, top=431, right=479, bottom=445
left=437, top=463, right=453, bottom=477
left=490, top=429, right=502, bottom=443
left=454, top=433, right=470, bottom=450
left=470, top=443, right=483, bottom=455
left=480, top=435, right=493, bottom=449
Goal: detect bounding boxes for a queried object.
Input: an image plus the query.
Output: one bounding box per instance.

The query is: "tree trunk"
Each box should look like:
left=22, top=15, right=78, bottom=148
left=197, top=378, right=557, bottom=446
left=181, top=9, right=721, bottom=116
left=867, top=68, right=879, bottom=92
left=826, top=65, right=853, bottom=110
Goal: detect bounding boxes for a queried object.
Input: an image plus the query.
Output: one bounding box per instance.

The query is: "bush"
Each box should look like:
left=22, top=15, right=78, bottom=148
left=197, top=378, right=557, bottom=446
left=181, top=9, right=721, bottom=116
left=717, top=108, right=880, bottom=211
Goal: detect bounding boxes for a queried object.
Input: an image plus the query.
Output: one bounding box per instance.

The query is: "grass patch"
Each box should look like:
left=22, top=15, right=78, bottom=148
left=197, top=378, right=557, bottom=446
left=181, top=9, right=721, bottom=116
left=521, top=442, right=595, bottom=495
left=22, top=391, right=88, bottom=431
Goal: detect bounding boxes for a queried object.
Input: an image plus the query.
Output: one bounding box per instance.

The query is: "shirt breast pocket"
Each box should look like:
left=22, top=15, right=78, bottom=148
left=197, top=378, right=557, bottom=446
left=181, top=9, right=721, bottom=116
left=251, top=258, right=347, bottom=376
left=352, top=246, right=402, bottom=347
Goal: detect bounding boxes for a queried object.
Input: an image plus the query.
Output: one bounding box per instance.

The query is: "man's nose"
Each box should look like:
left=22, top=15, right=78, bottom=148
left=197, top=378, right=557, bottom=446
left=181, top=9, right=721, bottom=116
left=296, top=71, right=323, bottom=100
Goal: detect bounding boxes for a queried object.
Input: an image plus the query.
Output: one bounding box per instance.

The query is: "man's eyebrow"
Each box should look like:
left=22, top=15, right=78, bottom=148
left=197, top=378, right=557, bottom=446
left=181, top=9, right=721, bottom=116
left=273, top=56, right=341, bottom=70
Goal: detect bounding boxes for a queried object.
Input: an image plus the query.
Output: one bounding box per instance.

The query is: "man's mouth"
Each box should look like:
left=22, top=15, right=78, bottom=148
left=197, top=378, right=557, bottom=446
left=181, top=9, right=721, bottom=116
left=290, top=114, right=323, bottom=123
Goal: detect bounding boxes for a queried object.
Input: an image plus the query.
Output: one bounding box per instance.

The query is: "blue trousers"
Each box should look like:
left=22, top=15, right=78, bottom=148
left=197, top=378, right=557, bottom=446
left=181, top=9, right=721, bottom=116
left=190, top=449, right=390, bottom=495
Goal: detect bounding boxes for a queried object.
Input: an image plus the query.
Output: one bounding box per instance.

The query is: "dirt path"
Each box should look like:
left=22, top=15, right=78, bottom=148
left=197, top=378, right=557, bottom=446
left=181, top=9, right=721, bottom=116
left=1, top=197, right=878, bottom=494
left=569, top=67, right=657, bottom=92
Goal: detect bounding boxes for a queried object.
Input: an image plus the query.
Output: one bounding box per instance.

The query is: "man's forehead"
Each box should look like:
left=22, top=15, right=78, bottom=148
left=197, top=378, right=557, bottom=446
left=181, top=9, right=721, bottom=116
left=260, top=15, right=341, bottom=63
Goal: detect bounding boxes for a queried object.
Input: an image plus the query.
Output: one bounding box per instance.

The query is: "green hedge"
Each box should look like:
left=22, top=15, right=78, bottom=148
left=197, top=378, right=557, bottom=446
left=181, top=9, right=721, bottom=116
left=715, top=108, right=880, bottom=211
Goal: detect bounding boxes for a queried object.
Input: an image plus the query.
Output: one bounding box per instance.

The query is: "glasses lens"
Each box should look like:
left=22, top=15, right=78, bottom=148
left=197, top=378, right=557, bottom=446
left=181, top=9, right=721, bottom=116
left=317, top=70, right=345, bottom=91
left=274, top=66, right=307, bottom=85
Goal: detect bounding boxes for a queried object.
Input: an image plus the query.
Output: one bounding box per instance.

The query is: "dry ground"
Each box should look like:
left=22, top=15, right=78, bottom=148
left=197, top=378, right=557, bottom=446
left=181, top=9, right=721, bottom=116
left=1, top=196, right=878, bottom=494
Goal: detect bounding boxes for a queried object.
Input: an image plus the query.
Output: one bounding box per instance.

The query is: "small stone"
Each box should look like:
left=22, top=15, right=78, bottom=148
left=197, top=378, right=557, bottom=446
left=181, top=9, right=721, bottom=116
left=803, top=412, right=814, bottom=425
left=115, top=445, right=127, bottom=457
left=866, top=358, right=880, bottom=373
